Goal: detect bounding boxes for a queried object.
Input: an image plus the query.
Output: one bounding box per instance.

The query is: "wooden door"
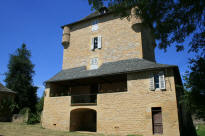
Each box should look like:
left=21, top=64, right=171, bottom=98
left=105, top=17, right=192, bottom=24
left=152, top=107, right=163, bottom=134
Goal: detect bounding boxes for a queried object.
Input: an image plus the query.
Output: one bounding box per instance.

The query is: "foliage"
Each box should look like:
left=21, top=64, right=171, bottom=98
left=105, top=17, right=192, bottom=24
left=197, top=124, right=205, bottom=136
left=4, top=43, right=38, bottom=113
left=184, top=57, right=205, bottom=120
left=27, top=96, right=44, bottom=124
left=88, top=0, right=205, bottom=54
left=19, top=107, right=30, bottom=115
left=0, top=97, right=18, bottom=115
left=36, top=96, right=44, bottom=113
left=27, top=112, right=41, bottom=124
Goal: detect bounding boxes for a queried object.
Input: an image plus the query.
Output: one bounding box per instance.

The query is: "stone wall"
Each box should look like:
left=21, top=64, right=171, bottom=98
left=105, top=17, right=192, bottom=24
left=62, top=14, right=155, bottom=70
left=42, top=68, right=181, bottom=136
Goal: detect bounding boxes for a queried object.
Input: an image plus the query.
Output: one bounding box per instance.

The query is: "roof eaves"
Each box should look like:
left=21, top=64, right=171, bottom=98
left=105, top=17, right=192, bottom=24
left=46, top=65, right=177, bottom=83
left=61, top=12, right=112, bottom=29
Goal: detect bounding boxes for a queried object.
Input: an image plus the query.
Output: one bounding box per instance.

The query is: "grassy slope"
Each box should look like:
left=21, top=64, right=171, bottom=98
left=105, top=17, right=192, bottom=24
left=0, top=122, right=142, bottom=136
left=0, top=122, right=103, bottom=136
left=1, top=122, right=205, bottom=136
left=197, top=124, right=205, bottom=136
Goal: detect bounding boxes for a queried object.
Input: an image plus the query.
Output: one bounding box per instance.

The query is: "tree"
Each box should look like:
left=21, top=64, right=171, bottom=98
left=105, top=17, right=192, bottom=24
left=4, top=44, right=37, bottom=113
left=184, top=57, right=205, bottom=120
left=88, top=0, right=205, bottom=54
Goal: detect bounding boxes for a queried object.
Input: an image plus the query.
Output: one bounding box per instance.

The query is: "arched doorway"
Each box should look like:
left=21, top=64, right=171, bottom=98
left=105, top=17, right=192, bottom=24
left=70, top=108, right=96, bottom=132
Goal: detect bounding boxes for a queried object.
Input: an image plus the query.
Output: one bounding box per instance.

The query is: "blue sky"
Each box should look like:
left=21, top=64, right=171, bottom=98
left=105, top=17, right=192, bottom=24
left=0, top=0, right=194, bottom=97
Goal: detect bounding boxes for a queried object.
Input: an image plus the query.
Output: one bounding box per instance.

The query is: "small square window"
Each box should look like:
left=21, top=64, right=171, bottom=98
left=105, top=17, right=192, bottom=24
left=92, top=20, right=98, bottom=31
left=90, top=58, right=98, bottom=69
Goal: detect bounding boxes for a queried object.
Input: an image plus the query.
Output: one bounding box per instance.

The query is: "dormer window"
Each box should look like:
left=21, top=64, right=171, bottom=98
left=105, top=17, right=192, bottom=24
left=92, top=20, right=98, bottom=31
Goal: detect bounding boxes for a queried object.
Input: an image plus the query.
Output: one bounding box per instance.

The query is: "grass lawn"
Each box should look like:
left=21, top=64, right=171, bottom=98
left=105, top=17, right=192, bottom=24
left=0, top=122, right=103, bottom=136
left=197, top=124, right=205, bottom=136
left=0, top=122, right=142, bottom=136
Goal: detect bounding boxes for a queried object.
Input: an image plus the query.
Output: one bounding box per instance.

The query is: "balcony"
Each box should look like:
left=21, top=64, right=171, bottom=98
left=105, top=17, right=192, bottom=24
left=71, top=94, right=97, bottom=106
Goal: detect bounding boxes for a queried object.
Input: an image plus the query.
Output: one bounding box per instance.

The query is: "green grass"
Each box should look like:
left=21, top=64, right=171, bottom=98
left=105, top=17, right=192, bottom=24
left=0, top=122, right=103, bottom=136
left=0, top=122, right=143, bottom=136
left=197, top=124, right=205, bottom=136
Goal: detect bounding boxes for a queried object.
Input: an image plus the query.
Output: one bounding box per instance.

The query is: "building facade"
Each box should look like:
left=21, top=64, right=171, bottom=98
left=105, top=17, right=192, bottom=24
left=42, top=9, right=186, bottom=136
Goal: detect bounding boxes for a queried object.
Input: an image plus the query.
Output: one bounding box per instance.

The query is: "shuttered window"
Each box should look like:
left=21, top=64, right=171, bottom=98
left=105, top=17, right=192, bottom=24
left=91, top=36, right=102, bottom=50
left=152, top=107, right=163, bottom=134
left=149, top=72, right=166, bottom=90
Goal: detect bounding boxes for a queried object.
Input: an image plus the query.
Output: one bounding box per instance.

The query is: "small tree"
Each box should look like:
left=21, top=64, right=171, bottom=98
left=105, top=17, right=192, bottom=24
left=4, top=44, right=37, bottom=113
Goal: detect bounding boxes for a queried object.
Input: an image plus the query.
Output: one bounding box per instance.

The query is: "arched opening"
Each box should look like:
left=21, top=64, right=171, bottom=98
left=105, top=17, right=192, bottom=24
left=70, top=108, right=96, bottom=132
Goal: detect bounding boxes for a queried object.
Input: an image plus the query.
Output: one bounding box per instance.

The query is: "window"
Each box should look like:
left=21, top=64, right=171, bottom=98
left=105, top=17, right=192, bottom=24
left=152, top=107, right=163, bottom=134
left=92, top=20, right=98, bottom=31
left=154, top=74, right=159, bottom=89
left=90, top=57, right=98, bottom=69
left=94, top=37, right=98, bottom=49
left=91, top=36, right=102, bottom=50
left=150, top=72, right=165, bottom=90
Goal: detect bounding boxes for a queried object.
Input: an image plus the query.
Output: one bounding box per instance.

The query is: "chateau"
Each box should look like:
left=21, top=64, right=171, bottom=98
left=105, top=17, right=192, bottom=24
left=42, top=8, right=186, bottom=136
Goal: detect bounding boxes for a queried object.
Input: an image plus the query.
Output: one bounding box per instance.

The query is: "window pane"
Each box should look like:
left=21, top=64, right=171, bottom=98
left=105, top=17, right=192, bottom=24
left=94, top=37, right=98, bottom=49
left=154, top=74, right=159, bottom=88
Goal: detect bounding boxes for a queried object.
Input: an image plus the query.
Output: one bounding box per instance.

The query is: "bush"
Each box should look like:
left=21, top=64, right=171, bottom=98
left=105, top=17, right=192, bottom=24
left=0, top=97, right=18, bottom=121
left=27, top=112, right=41, bottom=124
left=26, top=96, right=44, bottom=124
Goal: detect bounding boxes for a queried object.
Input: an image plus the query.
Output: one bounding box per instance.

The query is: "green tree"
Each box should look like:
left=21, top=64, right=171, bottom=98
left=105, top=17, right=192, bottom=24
left=184, top=57, right=205, bottom=120
left=4, top=44, right=37, bottom=113
left=36, top=96, right=44, bottom=113
left=88, top=0, right=205, bottom=54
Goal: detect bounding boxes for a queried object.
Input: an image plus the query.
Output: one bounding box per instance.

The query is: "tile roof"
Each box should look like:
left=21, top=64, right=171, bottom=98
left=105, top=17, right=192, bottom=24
left=46, top=58, right=177, bottom=83
left=62, top=10, right=110, bottom=28
left=0, top=83, right=16, bottom=94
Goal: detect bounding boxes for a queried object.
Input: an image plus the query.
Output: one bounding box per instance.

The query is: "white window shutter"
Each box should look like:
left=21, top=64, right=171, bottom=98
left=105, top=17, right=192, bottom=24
left=98, top=36, right=102, bottom=49
left=159, top=72, right=166, bottom=89
left=91, top=38, right=94, bottom=50
left=149, top=74, right=155, bottom=91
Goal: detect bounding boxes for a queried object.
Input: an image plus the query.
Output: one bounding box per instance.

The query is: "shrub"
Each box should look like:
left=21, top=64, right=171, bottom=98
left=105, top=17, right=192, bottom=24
left=27, top=112, right=41, bottom=124
left=0, top=97, right=18, bottom=121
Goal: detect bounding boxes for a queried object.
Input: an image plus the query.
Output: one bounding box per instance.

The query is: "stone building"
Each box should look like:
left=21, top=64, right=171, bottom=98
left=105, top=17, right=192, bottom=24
left=42, top=8, right=189, bottom=136
left=0, top=83, right=16, bottom=121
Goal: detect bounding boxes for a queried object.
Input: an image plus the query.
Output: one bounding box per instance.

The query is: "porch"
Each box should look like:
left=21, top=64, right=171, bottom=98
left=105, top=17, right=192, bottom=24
left=47, top=74, right=127, bottom=106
